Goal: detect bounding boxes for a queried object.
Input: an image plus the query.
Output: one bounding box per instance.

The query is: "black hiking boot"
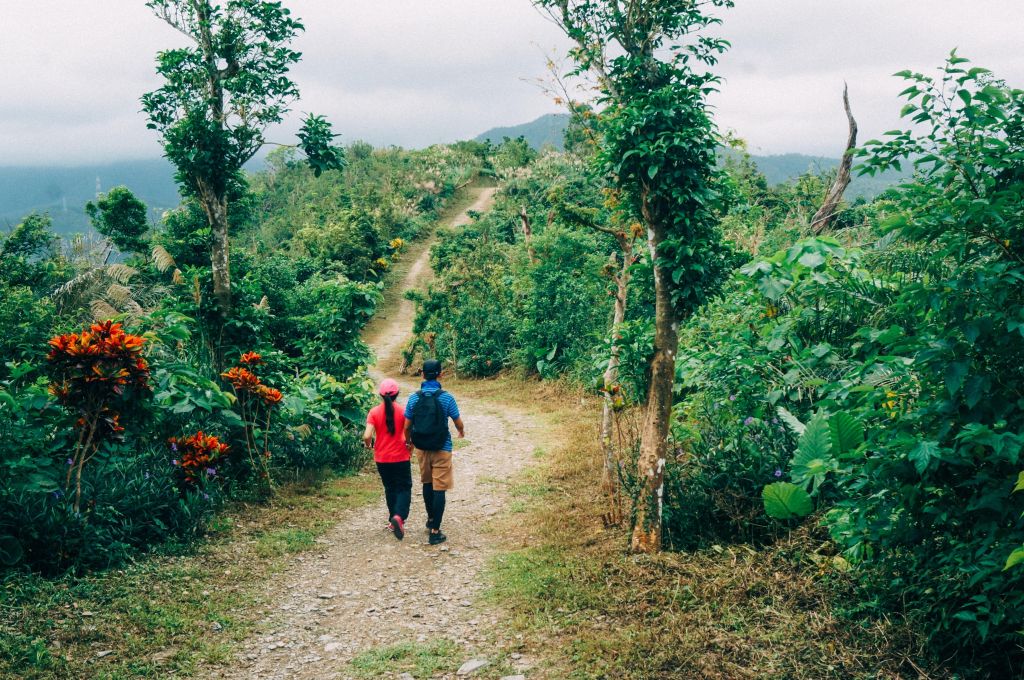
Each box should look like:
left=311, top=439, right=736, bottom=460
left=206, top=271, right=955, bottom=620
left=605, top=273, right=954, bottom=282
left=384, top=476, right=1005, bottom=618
left=428, top=531, right=447, bottom=546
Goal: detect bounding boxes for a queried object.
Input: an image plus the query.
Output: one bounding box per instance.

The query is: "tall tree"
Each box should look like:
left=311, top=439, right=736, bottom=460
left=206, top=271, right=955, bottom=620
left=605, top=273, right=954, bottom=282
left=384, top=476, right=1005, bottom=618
left=538, top=0, right=735, bottom=552
left=143, top=0, right=344, bottom=315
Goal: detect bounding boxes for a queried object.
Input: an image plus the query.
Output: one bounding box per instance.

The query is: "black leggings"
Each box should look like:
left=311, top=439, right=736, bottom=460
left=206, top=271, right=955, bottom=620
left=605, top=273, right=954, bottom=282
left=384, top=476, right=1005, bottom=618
left=422, top=484, right=446, bottom=530
left=376, top=461, right=412, bottom=521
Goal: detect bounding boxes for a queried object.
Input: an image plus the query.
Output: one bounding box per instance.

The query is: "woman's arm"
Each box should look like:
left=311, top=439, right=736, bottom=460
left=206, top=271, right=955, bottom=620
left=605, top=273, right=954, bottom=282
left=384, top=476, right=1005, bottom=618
left=362, top=423, right=375, bottom=449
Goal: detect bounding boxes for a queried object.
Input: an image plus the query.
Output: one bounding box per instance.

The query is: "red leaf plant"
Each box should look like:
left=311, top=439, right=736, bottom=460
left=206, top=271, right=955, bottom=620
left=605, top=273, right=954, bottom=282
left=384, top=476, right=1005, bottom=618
left=221, top=352, right=282, bottom=490
left=170, top=431, right=229, bottom=486
left=47, top=321, right=151, bottom=512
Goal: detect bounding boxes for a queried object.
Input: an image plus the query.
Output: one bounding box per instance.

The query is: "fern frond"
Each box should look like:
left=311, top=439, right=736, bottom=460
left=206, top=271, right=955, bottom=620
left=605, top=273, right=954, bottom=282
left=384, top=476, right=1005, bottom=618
left=106, top=264, right=138, bottom=284
left=53, top=268, right=104, bottom=300
left=152, top=245, right=176, bottom=273
left=90, top=300, right=119, bottom=321
left=107, top=284, right=134, bottom=306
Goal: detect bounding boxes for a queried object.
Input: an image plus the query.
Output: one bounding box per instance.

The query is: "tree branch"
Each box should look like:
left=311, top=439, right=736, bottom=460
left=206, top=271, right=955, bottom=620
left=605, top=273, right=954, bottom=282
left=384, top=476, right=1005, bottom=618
left=811, top=84, right=858, bottom=234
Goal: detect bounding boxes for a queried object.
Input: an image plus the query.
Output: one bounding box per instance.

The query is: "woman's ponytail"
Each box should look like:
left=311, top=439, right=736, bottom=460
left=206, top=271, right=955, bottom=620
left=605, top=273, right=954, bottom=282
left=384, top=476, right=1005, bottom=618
left=383, top=394, right=396, bottom=435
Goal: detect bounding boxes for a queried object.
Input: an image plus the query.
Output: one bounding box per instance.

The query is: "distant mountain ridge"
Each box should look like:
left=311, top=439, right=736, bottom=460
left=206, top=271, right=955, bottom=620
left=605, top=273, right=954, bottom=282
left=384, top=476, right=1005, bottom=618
left=1, top=118, right=905, bottom=236
left=474, top=113, right=906, bottom=199
left=0, top=159, right=182, bottom=235
left=474, top=113, right=571, bottom=151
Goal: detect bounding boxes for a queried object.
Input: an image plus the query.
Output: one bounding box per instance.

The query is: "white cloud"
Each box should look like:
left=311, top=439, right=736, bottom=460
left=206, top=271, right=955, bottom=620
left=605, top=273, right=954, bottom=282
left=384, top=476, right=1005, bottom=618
left=0, top=0, right=1021, bottom=164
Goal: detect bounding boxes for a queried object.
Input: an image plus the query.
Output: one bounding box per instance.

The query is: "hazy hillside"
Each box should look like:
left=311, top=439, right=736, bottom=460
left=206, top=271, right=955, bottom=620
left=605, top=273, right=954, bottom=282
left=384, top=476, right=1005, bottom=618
left=0, top=119, right=908, bottom=236
left=474, top=113, right=570, bottom=150
left=476, top=113, right=908, bottom=199
left=0, top=159, right=181, bottom=235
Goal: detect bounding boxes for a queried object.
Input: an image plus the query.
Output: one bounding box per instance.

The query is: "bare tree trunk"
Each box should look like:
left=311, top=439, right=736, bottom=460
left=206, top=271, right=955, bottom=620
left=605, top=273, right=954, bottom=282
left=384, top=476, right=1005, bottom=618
left=811, top=85, right=858, bottom=234
left=630, top=219, right=677, bottom=553
left=520, top=206, right=536, bottom=264
left=197, top=185, right=232, bottom=316
left=600, top=246, right=631, bottom=526
left=196, top=0, right=232, bottom=316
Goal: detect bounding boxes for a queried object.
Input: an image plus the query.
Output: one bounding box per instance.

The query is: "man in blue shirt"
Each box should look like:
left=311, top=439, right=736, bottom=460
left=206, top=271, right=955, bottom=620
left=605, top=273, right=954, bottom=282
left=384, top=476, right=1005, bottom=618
left=404, top=359, right=464, bottom=545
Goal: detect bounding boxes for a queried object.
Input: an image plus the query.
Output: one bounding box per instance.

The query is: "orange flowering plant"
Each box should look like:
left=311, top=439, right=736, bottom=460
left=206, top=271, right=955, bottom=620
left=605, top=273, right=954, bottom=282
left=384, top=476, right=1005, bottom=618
left=221, top=352, right=283, bottom=490
left=170, top=431, right=229, bottom=486
left=47, top=320, right=151, bottom=512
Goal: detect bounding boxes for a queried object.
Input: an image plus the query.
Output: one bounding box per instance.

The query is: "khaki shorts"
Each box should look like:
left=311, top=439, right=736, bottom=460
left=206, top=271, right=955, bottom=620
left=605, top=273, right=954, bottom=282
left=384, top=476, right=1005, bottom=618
left=417, top=450, right=453, bottom=491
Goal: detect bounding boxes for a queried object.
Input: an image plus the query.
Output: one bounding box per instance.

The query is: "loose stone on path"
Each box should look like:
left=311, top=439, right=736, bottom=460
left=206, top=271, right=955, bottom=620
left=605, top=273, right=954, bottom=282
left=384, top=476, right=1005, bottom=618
left=456, top=658, right=490, bottom=676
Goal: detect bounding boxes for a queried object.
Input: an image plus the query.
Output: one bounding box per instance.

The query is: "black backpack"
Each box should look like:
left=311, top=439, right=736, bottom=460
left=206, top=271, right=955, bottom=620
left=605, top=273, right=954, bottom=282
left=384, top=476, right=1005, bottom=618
left=410, top=389, right=449, bottom=451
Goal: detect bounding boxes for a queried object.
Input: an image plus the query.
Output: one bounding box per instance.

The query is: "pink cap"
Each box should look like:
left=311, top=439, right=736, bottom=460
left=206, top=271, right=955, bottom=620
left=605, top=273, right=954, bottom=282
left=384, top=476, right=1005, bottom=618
left=378, top=378, right=400, bottom=396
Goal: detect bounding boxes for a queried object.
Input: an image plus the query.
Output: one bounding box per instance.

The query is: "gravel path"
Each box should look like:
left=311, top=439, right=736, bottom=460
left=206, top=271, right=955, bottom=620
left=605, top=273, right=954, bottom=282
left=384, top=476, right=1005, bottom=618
left=205, top=187, right=538, bottom=679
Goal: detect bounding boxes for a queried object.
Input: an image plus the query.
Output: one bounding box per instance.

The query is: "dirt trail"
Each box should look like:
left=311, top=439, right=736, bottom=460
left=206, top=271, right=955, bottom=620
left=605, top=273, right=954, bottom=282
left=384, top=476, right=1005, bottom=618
left=363, top=186, right=496, bottom=377
left=207, top=186, right=539, bottom=679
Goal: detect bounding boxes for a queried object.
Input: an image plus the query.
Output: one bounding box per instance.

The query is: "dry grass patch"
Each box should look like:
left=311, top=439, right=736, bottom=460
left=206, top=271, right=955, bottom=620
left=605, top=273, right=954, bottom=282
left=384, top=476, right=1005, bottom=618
left=477, top=377, right=937, bottom=679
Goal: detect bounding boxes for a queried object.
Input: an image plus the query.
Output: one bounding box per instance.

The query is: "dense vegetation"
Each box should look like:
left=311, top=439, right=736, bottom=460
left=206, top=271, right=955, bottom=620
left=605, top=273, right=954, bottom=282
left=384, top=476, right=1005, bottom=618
left=410, top=55, right=1024, bottom=675
left=2, top=0, right=1021, bottom=675
left=0, top=141, right=481, bottom=575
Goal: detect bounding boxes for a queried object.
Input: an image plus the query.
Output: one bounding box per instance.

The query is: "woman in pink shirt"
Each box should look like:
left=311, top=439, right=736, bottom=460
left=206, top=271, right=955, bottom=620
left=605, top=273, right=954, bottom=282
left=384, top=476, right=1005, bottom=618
left=363, top=378, right=412, bottom=540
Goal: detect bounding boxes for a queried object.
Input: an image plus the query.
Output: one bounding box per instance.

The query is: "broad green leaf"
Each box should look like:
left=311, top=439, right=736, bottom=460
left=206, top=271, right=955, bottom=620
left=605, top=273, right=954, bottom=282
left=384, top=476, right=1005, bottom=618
left=908, top=440, right=940, bottom=475
left=1014, top=471, right=1024, bottom=493
left=798, top=412, right=832, bottom=460
left=757, top=275, right=791, bottom=301
left=776, top=407, right=805, bottom=435
left=945, top=361, right=969, bottom=396
left=791, top=412, right=835, bottom=491
left=1004, top=546, right=1024, bottom=571
left=829, top=411, right=864, bottom=455
left=763, top=482, right=813, bottom=520
left=797, top=251, right=825, bottom=268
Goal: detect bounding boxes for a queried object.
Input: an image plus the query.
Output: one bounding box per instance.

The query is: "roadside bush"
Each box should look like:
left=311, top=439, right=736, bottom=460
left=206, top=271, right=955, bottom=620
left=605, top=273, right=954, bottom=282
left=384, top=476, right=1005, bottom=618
left=410, top=152, right=619, bottom=379
left=0, top=285, right=55, bottom=379
left=518, top=226, right=609, bottom=379
left=666, top=58, right=1024, bottom=673
left=411, top=233, right=519, bottom=376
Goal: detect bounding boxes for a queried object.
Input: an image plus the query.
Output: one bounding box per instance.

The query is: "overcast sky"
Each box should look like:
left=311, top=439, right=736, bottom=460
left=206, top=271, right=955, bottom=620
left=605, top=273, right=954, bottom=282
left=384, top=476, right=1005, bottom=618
left=1, top=1, right=1021, bottom=166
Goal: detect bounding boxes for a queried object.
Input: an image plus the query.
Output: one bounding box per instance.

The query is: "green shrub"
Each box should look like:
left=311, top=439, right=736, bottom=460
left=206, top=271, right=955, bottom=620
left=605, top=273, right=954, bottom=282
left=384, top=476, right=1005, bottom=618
left=665, top=57, right=1024, bottom=671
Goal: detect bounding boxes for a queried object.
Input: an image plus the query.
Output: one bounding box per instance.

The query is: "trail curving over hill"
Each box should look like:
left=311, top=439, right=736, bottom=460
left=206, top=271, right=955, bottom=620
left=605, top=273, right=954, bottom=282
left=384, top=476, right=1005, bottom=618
left=207, top=185, right=541, bottom=679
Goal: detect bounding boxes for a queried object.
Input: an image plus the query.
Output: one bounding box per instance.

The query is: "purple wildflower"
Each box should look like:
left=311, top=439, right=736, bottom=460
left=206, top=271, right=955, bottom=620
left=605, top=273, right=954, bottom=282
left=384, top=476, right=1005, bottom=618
left=206, top=467, right=217, bottom=477
left=172, top=459, right=179, bottom=466
left=729, top=394, right=737, bottom=402
left=743, top=416, right=755, bottom=427
left=66, top=458, right=74, bottom=466
left=771, top=417, right=779, bottom=425
left=774, top=468, right=783, bottom=478
left=171, top=443, right=178, bottom=452
left=202, top=492, right=210, bottom=501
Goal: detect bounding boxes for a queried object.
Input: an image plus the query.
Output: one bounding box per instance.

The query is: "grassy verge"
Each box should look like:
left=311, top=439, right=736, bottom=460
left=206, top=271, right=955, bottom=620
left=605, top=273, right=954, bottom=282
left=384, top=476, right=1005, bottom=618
left=348, top=639, right=459, bottom=679
left=0, top=472, right=379, bottom=679
left=471, top=376, right=933, bottom=680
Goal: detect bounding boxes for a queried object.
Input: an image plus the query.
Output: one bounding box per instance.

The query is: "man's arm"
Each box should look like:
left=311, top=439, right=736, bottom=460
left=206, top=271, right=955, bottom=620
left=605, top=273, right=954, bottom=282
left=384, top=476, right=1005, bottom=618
left=403, top=419, right=414, bottom=449
left=453, top=416, right=465, bottom=439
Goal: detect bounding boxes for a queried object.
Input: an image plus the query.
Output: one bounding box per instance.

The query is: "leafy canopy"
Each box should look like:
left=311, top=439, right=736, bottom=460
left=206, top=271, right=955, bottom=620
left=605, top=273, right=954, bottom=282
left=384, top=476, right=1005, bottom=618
left=538, top=0, right=737, bottom=317
left=86, top=187, right=150, bottom=255
left=142, top=0, right=343, bottom=196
